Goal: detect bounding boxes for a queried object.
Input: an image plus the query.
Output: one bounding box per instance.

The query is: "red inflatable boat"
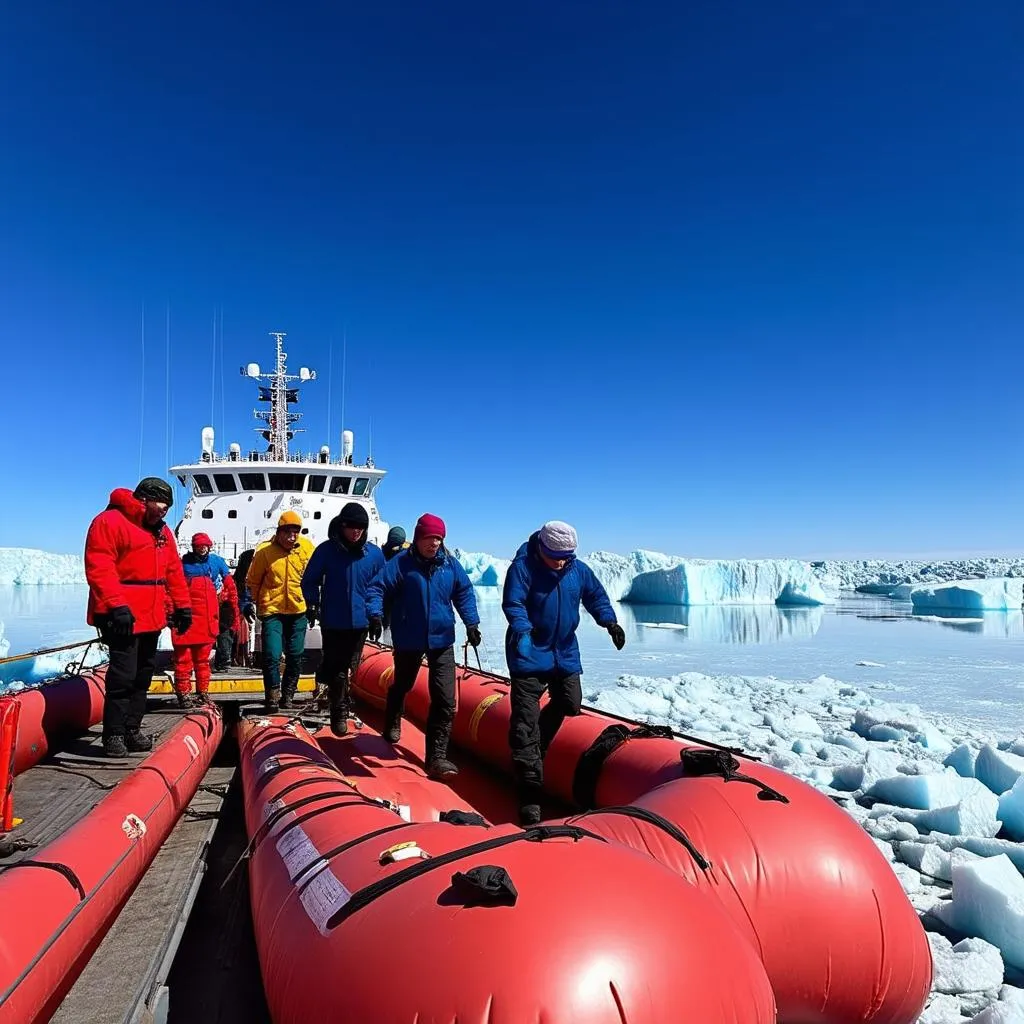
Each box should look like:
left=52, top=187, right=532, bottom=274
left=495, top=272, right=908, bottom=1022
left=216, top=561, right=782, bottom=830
left=12, top=666, right=107, bottom=776
left=238, top=715, right=777, bottom=1024
left=350, top=644, right=932, bottom=1024
left=0, top=704, right=222, bottom=1024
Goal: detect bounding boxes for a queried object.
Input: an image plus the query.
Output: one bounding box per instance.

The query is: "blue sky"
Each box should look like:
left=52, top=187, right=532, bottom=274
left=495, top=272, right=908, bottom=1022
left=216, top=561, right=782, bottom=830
left=1, top=1, right=1021, bottom=560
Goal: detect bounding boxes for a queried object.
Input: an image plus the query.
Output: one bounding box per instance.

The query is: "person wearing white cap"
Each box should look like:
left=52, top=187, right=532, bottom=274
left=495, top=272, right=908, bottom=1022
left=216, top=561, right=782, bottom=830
left=501, top=520, right=625, bottom=825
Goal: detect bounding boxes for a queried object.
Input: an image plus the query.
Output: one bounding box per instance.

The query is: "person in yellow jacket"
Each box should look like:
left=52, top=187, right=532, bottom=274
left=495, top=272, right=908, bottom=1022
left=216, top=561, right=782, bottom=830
left=245, top=510, right=314, bottom=711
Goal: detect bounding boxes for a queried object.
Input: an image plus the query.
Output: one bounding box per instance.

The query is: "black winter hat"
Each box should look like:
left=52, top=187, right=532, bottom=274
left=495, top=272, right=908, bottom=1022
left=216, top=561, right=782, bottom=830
left=386, top=526, right=406, bottom=548
left=134, top=477, right=174, bottom=507
left=337, top=502, right=369, bottom=529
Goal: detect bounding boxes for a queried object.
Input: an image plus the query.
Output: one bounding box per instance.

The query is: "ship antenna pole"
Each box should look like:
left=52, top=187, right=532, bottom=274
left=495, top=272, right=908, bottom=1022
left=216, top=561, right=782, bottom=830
left=340, top=327, right=347, bottom=457
left=326, top=337, right=334, bottom=452
left=138, top=303, right=145, bottom=479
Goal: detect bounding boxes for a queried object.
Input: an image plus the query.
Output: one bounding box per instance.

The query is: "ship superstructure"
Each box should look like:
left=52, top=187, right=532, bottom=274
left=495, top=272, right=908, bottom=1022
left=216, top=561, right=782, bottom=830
left=169, top=332, right=389, bottom=562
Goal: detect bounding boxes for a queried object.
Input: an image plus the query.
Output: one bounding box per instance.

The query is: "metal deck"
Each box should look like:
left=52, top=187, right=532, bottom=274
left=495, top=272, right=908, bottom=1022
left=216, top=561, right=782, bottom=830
left=1, top=695, right=271, bottom=1024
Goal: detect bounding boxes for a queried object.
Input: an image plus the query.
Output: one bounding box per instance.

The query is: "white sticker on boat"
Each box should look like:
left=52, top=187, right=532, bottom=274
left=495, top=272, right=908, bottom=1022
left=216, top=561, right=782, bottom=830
left=299, top=868, right=352, bottom=936
left=260, top=756, right=279, bottom=777
left=398, top=804, right=411, bottom=822
left=122, top=814, right=147, bottom=841
left=183, top=735, right=200, bottom=760
left=276, top=825, right=323, bottom=881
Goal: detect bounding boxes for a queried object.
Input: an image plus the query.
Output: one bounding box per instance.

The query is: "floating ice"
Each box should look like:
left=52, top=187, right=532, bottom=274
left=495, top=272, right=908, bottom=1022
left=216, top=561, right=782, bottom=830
left=869, top=778, right=1001, bottom=838
left=910, top=579, right=1024, bottom=614
left=968, top=986, right=1024, bottom=1023
left=868, top=768, right=972, bottom=811
left=932, top=855, right=1024, bottom=970
left=624, top=558, right=832, bottom=606
left=945, top=743, right=979, bottom=779
left=976, top=744, right=1024, bottom=796
left=928, top=932, right=1004, bottom=996
left=998, top=777, right=1024, bottom=841
left=451, top=550, right=511, bottom=587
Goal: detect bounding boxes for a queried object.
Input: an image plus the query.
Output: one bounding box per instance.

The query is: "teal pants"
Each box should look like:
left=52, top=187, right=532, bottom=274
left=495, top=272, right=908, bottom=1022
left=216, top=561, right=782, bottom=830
left=261, top=613, right=308, bottom=696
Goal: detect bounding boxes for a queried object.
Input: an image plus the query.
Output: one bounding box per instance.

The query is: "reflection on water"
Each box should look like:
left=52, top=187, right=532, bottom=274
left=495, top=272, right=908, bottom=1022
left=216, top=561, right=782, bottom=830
left=0, top=584, right=93, bottom=654
left=908, top=611, right=1024, bottom=637
left=621, top=603, right=824, bottom=644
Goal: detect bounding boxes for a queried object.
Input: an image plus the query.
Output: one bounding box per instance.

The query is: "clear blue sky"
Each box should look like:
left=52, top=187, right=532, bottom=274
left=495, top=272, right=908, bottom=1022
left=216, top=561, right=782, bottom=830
left=1, top=1, right=1021, bottom=561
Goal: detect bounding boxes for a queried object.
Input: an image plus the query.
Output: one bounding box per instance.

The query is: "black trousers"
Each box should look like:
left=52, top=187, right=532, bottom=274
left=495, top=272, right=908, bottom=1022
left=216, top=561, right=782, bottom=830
left=387, top=646, right=456, bottom=762
left=213, top=628, right=234, bottom=669
left=319, top=627, right=368, bottom=715
left=508, top=672, right=583, bottom=786
left=101, top=629, right=161, bottom=738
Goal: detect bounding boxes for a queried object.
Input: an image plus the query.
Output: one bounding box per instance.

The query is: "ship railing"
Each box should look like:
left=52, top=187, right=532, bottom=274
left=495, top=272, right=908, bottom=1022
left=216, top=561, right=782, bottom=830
left=185, top=451, right=376, bottom=468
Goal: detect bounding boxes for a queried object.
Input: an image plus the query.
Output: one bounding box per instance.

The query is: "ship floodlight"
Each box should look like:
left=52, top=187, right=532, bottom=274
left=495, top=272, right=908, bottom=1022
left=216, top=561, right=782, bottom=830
left=246, top=362, right=261, bottom=378
left=299, top=367, right=316, bottom=381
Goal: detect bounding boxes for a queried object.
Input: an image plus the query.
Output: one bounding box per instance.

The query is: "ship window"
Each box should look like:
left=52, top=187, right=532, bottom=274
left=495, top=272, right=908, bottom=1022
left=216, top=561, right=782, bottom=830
left=313, top=511, right=322, bottom=520
left=308, top=475, right=326, bottom=493
left=193, top=474, right=214, bottom=495
left=329, top=477, right=351, bottom=495
left=353, top=477, right=369, bottom=496
left=213, top=474, right=238, bottom=493
left=228, top=509, right=237, bottom=519
left=201, top=509, right=214, bottom=519
left=268, top=472, right=307, bottom=491
left=239, top=473, right=267, bottom=491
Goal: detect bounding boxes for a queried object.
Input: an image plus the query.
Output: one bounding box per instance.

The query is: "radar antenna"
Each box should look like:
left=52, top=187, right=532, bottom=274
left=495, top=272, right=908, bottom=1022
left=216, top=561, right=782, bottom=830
left=239, top=332, right=317, bottom=462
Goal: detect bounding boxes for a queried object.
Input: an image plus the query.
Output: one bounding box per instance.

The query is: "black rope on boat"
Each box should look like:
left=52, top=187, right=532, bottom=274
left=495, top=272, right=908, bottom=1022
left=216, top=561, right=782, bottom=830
left=26, top=764, right=118, bottom=790
left=571, top=722, right=675, bottom=811
left=293, top=822, right=416, bottom=891
left=680, top=748, right=789, bottom=803
left=572, top=805, right=711, bottom=871
left=0, top=859, right=86, bottom=900
left=325, top=824, right=603, bottom=930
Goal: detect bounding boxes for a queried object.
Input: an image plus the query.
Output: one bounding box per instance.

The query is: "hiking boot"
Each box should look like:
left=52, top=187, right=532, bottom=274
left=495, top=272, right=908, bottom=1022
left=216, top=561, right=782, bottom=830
left=175, top=691, right=197, bottom=710
left=427, top=758, right=459, bottom=780
left=104, top=734, right=129, bottom=758
left=519, top=803, right=542, bottom=827
left=126, top=730, right=154, bottom=753
left=265, top=689, right=281, bottom=714
left=195, top=692, right=214, bottom=707
left=383, top=718, right=402, bottom=743
left=330, top=710, right=349, bottom=737
left=279, top=691, right=294, bottom=711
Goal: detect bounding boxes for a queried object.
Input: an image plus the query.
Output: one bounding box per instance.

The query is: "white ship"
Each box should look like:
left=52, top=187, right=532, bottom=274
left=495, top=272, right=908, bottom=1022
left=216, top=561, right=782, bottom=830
left=169, top=331, right=390, bottom=562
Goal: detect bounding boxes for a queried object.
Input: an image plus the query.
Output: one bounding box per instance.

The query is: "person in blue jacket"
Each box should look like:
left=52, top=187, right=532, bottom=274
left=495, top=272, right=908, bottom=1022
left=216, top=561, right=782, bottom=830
left=302, top=502, right=384, bottom=735
left=502, top=520, right=626, bottom=825
left=366, top=512, right=481, bottom=778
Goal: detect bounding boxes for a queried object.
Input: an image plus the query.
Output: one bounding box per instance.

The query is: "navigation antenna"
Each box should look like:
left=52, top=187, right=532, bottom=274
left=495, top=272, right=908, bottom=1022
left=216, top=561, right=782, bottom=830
left=240, top=332, right=317, bottom=462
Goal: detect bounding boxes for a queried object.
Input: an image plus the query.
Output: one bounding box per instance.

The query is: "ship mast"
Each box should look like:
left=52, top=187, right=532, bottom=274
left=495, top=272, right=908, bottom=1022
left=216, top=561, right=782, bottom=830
left=240, top=332, right=317, bottom=462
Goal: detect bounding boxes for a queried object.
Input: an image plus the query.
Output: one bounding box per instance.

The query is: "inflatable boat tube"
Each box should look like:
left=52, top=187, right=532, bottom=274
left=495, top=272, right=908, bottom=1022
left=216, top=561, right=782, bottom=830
left=0, top=706, right=222, bottom=1024
left=238, top=716, right=777, bottom=1024
left=352, top=646, right=932, bottom=1024
left=12, top=667, right=108, bottom=776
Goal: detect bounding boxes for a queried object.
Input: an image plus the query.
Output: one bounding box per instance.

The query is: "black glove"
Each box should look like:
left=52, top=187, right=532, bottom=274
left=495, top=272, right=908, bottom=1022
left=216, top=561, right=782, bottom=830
left=306, top=606, right=318, bottom=628
left=466, top=624, right=482, bottom=648
left=106, top=605, right=135, bottom=637
left=606, top=622, right=626, bottom=650
left=172, top=607, right=193, bottom=635
left=368, top=616, right=383, bottom=642
left=243, top=603, right=256, bottom=622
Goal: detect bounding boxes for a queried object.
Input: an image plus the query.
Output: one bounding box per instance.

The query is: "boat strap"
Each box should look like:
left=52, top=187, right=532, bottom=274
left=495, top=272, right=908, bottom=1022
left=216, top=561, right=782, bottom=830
left=294, top=822, right=417, bottom=892
left=680, top=748, right=789, bottom=803
left=0, top=859, right=86, bottom=900
left=579, top=805, right=710, bottom=871
left=572, top=723, right=675, bottom=810
left=325, top=823, right=603, bottom=930
left=222, top=790, right=378, bottom=890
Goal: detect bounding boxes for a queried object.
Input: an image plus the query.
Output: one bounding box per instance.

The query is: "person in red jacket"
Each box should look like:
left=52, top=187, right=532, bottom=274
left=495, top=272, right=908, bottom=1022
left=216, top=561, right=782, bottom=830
left=85, top=478, right=192, bottom=757
left=171, top=532, right=229, bottom=707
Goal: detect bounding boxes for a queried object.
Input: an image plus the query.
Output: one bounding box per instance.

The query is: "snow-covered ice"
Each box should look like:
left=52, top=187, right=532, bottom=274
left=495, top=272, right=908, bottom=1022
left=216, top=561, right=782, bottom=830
left=911, top=580, right=1024, bottom=614
left=0, top=548, right=85, bottom=585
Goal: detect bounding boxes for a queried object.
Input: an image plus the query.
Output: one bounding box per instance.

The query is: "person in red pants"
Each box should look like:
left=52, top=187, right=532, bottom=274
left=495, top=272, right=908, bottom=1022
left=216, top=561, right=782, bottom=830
left=172, top=533, right=229, bottom=707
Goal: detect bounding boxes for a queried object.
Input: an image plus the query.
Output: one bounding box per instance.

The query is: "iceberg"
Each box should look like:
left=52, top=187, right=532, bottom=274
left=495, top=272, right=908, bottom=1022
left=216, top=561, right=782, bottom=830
left=0, top=548, right=85, bottom=585
left=452, top=550, right=511, bottom=587
left=910, top=579, right=1024, bottom=614
left=623, top=558, right=832, bottom=607
left=586, top=550, right=681, bottom=601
